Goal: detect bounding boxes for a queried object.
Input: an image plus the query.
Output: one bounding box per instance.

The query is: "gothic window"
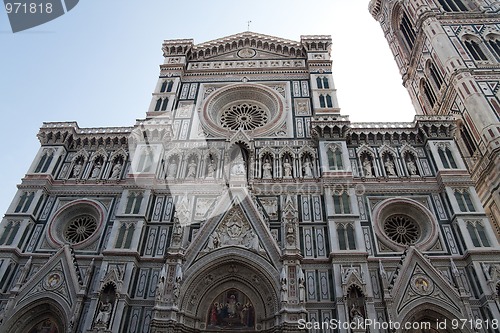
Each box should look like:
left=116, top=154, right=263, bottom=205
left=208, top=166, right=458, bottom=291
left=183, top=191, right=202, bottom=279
left=115, top=223, right=135, bottom=249
left=326, top=94, right=333, bottom=107
left=327, top=146, right=343, bottom=170
left=338, top=223, right=356, bottom=250
left=422, top=79, right=437, bottom=109
left=161, top=97, right=169, bottom=111
left=160, top=81, right=167, bottom=93
left=317, top=77, right=329, bottom=89
left=333, top=191, right=351, bottom=214
left=466, top=221, right=491, bottom=247
left=34, top=150, right=54, bottom=173
left=125, top=192, right=143, bottom=214
left=454, top=189, right=475, bottom=212
left=154, top=98, right=162, bottom=111
left=316, top=77, right=323, bottom=89
left=460, top=125, right=477, bottom=157
left=487, top=35, right=500, bottom=58
left=167, top=80, right=174, bottom=92
left=437, top=144, right=457, bottom=168
left=319, top=94, right=326, bottom=108
left=428, top=61, right=443, bottom=90
left=15, top=192, right=34, bottom=213
left=399, top=11, right=416, bottom=52
left=0, top=221, right=20, bottom=246
left=437, top=0, right=468, bottom=12
left=464, top=39, right=488, bottom=61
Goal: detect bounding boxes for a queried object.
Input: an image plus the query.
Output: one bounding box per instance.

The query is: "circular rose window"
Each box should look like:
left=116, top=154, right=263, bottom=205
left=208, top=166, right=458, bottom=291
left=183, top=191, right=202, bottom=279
left=383, top=215, right=420, bottom=245
left=64, top=215, right=97, bottom=244
left=220, top=103, right=269, bottom=131
left=47, top=199, right=105, bottom=249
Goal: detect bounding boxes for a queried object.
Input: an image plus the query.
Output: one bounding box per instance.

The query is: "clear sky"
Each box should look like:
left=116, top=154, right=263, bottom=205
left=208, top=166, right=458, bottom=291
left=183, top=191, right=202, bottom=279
left=0, top=0, right=415, bottom=215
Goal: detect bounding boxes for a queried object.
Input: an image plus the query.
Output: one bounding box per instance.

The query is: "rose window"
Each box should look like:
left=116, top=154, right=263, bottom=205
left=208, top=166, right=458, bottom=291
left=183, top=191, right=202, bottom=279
left=220, top=103, right=269, bottom=131
left=64, top=215, right=97, bottom=244
left=383, top=215, right=420, bottom=245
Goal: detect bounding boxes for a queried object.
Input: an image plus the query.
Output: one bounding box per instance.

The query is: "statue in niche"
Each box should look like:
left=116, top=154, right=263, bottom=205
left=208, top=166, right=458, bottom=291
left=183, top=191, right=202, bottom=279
left=156, top=276, right=165, bottom=301
left=298, top=270, right=306, bottom=303
left=95, top=301, right=112, bottom=326
left=231, top=155, right=246, bottom=176
left=262, top=159, right=272, bottom=179
left=110, top=160, right=122, bottom=179
left=384, top=156, right=396, bottom=176
left=72, top=160, right=83, bottom=178
left=167, top=159, right=178, bottom=178
left=406, top=157, right=418, bottom=175
left=206, top=159, right=215, bottom=178
left=280, top=278, right=288, bottom=302
left=350, top=304, right=364, bottom=327
left=283, top=158, right=292, bottom=178
left=90, top=161, right=102, bottom=179
left=362, top=157, right=372, bottom=177
left=303, top=157, right=313, bottom=178
left=186, top=159, right=197, bottom=178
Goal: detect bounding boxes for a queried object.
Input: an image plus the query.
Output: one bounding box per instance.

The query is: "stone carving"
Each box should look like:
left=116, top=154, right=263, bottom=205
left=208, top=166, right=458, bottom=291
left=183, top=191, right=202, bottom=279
left=95, top=301, right=112, bottom=326
left=260, top=198, right=278, bottom=219
left=303, top=157, right=313, bottom=178
left=206, top=159, right=215, bottom=178
left=262, top=159, right=272, bottom=179
left=90, top=161, right=102, bottom=179
left=186, top=159, right=197, bottom=178
left=283, top=158, right=293, bottom=178
left=350, top=305, right=364, bottom=326
left=231, top=155, right=246, bottom=176
left=280, top=267, right=288, bottom=303
left=72, top=160, right=83, bottom=178
left=384, top=157, right=396, bottom=176
left=167, top=159, right=178, bottom=178
left=204, top=208, right=261, bottom=251
left=407, top=159, right=418, bottom=175
left=298, top=269, right=305, bottom=303
left=110, top=161, right=122, bottom=179
left=362, top=158, right=372, bottom=177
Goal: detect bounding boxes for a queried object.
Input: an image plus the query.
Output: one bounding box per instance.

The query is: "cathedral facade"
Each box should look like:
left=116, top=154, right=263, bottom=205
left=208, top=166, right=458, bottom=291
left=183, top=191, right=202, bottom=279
left=1, top=6, right=500, bottom=333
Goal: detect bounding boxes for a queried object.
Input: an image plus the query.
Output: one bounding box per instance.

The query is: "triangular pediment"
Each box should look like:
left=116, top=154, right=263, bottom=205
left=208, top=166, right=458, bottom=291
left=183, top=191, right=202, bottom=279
left=189, top=31, right=305, bottom=61
left=390, top=247, right=464, bottom=318
left=13, top=245, right=83, bottom=313
left=184, top=188, right=281, bottom=268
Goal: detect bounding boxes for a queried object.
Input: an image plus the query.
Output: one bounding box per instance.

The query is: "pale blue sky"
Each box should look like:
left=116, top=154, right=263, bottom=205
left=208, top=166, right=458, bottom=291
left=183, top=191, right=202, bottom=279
left=0, top=1, right=415, bottom=215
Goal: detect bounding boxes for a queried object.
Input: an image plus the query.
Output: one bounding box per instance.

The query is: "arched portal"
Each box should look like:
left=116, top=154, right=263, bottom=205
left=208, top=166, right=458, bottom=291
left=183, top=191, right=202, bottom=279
left=179, top=248, right=279, bottom=332
left=402, top=305, right=473, bottom=333
left=2, top=299, right=67, bottom=333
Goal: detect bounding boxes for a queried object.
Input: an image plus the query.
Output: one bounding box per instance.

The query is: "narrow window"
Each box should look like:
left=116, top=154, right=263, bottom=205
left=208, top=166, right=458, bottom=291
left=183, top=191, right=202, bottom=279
left=455, top=191, right=467, bottom=212
left=335, top=149, right=343, bottom=169
left=346, top=224, right=356, bottom=250
left=464, top=40, right=488, bottom=61
left=133, top=193, right=143, bottom=214
left=338, top=225, right=347, bottom=250
left=438, top=0, right=467, bottom=12
left=34, top=153, right=47, bottom=173
left=22, top=192, right=35, bottom=213
left=467, top=223, right=481, bottom=247
left=333, top=192, right=350, bottom=214
left=5, top=223, right=19, bottom=245
left=429, top=62, right=443, bottom=89
left=167, top=80, right=174, bottom=92
left=476, top=223, right=490, bottom=247
left=15, top=193, right=27, bottom=213
left=41, top=153, right=53, bottom=173
left=400, top=12, right=416, bottom=51
left=316, top=77, right=323, bottom=89
left=124, top=225, right=135, bottom=248
left=445, top=147, right=457, bottom=168
left=438, top=148, right=449, bottom=168
left=488, top=39, right=500, bottom=58
left=115, top=223, right=127, bottom=247
left=319, top=95, right=326, bottom=108
left=462, top=191, right=475, bottom=212
left=160, top=81, right=167, bottom=93
left=160, top=98, right=168, bottom=111
left=154, top=98, right=162, bottom=111
left=125, top=193, right=135, bottom=214
left=323, top=77, right=329, bottom=89
left=423, top=80, right=437, bottom=108
left=326, top=95, right=333, bottom=108
left=0, top=222, right=13, bottom=245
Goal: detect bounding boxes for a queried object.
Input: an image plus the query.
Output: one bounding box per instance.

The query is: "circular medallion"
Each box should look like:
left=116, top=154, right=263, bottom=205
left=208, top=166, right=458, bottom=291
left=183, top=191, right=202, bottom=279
left=410, top=275, right=433, bottom=295
left=44, top=272, right=63, bottom=290
left=237, top=48, right=256, bottom=58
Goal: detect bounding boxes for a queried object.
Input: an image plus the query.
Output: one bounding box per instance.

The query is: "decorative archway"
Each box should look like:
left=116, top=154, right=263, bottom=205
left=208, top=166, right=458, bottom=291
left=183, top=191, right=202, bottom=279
left=401, top=304, right=473, bottom=333
left=179, top=248, right=279, bottom=332
left=2, top=299, right=67, bottom=333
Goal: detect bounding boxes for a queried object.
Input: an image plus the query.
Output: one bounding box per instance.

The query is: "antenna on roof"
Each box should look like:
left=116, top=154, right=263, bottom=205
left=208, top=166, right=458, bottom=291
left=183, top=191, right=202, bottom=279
left=247, top=20, right=252, bottom=31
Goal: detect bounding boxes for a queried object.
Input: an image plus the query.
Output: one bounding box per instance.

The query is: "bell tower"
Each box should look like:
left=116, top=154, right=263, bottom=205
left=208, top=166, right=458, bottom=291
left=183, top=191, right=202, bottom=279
left=369, top=0, right=500, bottom=238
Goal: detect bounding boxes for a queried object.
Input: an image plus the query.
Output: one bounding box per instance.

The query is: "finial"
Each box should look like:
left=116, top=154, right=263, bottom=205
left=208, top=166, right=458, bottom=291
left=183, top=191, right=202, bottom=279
left=247, top=20, right=252, bottom=31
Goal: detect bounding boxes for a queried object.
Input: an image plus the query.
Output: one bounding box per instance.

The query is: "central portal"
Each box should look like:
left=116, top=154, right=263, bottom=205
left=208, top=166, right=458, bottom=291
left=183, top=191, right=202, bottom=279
left=207, top=288, right=255, bottom=331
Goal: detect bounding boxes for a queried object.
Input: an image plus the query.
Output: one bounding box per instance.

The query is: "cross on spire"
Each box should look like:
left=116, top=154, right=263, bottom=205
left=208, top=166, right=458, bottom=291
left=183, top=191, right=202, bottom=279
left=247, top=20, right=252, bottom=31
